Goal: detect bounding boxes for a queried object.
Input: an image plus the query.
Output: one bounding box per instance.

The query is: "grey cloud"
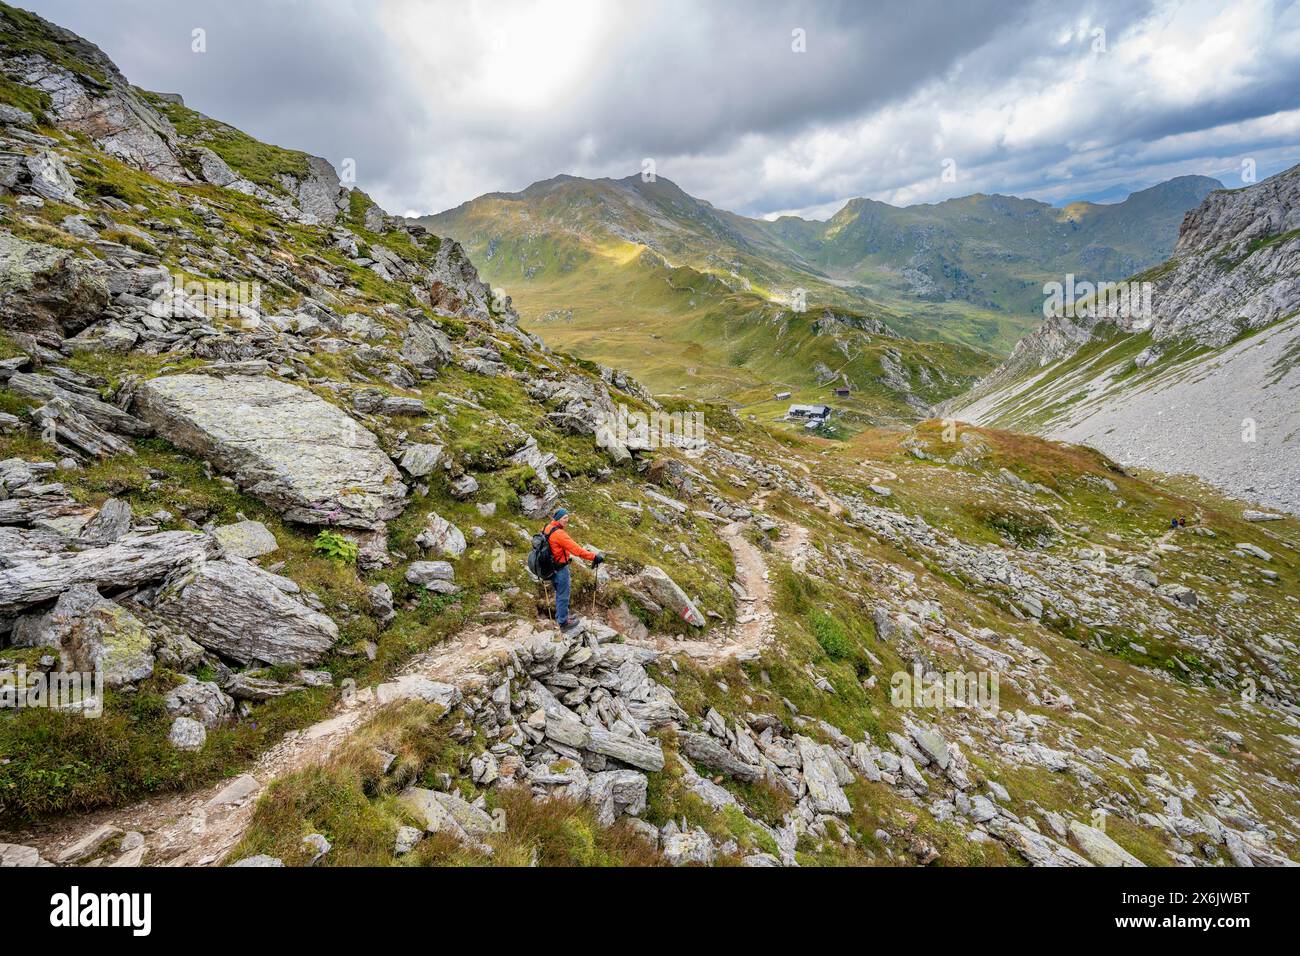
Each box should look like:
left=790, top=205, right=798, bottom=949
left=19, top=0, right=1300, bottom=219
left=24, top=0, right=429, bottom=205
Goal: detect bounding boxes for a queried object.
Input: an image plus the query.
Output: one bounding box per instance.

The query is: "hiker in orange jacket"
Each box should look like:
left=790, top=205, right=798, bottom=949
left=543, top=508, right=603, bottom=631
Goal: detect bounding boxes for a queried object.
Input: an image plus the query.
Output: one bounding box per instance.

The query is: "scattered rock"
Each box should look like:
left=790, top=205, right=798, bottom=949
left=627, top=565, right=706, bottom=627
left=415, top=512, right=467, bottom=558
left=661, top=827, right=715, bottom=866
left=212, top=520, right=278, bottom=559
left=1068, top=821, right=1145, bottom=867
left=0, top=843, right=52, bottom=867
left=168, top=716, right=206, bottom=751
left=399, top=443, right=443, bottom=478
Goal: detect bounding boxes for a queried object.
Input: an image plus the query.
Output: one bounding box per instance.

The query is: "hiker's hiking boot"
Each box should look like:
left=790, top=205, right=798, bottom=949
left=560, top=617, right=584, bottom=633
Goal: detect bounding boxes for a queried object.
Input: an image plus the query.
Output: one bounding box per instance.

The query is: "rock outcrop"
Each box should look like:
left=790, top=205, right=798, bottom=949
left=154, top=555, right=339, bottom=665
left=0, top=11, right=190, bottom=182
left=0, top=233, right=110, bottom=338
left=17, top=583, right=153, bottom=686
left=133, top=374, right=406, bottom=529
left=949, top=164, right=1300, bottom=515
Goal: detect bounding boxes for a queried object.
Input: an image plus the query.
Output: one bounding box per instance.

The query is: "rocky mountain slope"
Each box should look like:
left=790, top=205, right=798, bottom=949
left=0, top=4, right=1297, bottom=870
left=947, top=165, right=1300, bottom=515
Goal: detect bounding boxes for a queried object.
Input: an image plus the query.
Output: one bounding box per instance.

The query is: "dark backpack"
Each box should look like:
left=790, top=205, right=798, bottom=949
left=528, top=525, right=560, bottom=581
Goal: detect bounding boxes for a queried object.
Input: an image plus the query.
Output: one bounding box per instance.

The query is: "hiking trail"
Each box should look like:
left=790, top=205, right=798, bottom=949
left=5, top=513, right=801, bottom=866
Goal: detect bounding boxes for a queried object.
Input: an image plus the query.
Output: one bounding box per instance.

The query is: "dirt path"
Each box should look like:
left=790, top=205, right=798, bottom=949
left=2, top=622, right=527, bottom=868
left=8, top=511, right=811, bottom=867
left=726, top=523, right=774, bottom=648
left=625, top=517, right=809, bottom=668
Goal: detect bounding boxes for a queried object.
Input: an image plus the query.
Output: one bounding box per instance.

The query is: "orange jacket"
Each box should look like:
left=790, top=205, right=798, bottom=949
left=543, top=521, right=596, bottom=566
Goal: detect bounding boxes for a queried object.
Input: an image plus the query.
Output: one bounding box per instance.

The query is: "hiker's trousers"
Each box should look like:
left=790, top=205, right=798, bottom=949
left=554, top=563, right=571, bottom=625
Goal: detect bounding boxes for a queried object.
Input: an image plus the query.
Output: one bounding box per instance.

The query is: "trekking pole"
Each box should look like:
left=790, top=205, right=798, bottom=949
left=591, top=552, right=610, bottom=617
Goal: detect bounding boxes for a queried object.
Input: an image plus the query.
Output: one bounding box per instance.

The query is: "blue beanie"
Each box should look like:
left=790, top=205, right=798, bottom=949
left=554, top=507, right=568, bottom=519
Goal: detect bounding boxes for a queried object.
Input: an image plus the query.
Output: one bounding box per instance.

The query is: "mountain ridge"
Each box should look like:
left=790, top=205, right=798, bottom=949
left=946, top=163, right=1300, bottom=515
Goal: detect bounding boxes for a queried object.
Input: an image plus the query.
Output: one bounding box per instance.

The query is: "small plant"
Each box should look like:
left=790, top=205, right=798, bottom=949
left=811, top=610, right=852, bottom=661
left=314, top=529, right=358, bottom=565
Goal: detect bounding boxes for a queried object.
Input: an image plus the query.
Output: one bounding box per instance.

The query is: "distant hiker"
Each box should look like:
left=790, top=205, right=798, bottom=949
left=1179, top=517, right=1187, bottom=527
left=532, top=508, right=603, bottom=631
left=1171, top=517, right=1179, bottom=529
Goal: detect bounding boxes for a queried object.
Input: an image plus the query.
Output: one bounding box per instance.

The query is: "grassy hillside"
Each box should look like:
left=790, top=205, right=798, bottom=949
left=421, top=173, right=1216, bottom=408
left=454, top=226, right=993, bottom=423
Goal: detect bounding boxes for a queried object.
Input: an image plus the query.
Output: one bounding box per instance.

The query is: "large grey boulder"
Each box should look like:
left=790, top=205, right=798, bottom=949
left=544, top=709, right=665, bottom=771
left=7, top=372, right=149, bottom=437
left=795, top=736, right=852, bottom=815
left=193, top=146, right=239, bottom=187
left=33, top=394, right=135, bottom=461
left=394, top=825, right=423, bottom=856
left=211, top=520, right=278, bottom=559
left=661, top=828, right=714, bottom=866
left=374, top=674, right=461, bottom=709
left=133, top=374, right=406, bottom=529
left=986, top=817, right=1093, bottom=866
left=0, top=148, right=84, bottom=206
left=405, top=560, right=455, bottom=586
left=400, top=318, right=454, bottom=372
left=628, top=565, right=706, bottom=627
left=506, top=437, right=559, bottom=517
left=415, top=512, right=466, bottom=558
left=55, top=824, right=122, bottom=864
left=154, top=555, right=338, bottom=665
left=0, top=843, right=52, bottom=867
left=1068, top=821, right=1145, bottom=867
left=587, top=770, right=648, bottom=827
left=424, top=239, right=502, bottom=322
left=168, top=716, right=206, bottom=751
left=906, top=719, right=952, bottom=770
left=679, top=731, right=763, bottom=783
left=398, top=443, right=443, bottom=478
left=6, top=31, right=189, bottom=182
left=281, top=155, right=344, bottom=226
left=398, top=787, right=494, bottom=843
left=0, top=233, right=110, bottom=337
left=16, top=584, right=153, bottom=687
left=0, top=104, right=33, bottom=127
left=0, top=530, right=216, bottom=614
left=80, top=498, right=133, bottom=544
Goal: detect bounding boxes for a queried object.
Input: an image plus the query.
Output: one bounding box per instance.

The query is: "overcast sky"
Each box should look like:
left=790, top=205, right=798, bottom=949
left=23, top=0, right=1300, bottom=219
